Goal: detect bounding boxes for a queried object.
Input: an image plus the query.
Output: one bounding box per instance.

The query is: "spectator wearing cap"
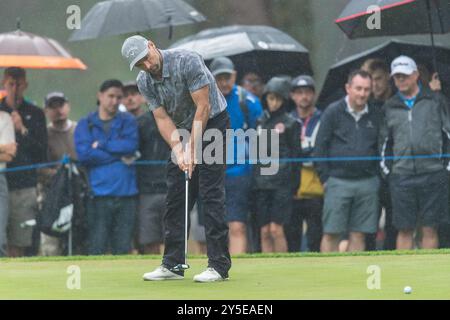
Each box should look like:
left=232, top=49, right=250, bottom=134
left=314, top=70, right=382, bottom=253
left=123, top=82, right=146, bottom=117
left=123, top=81, right=171, bottom=254
left=0, top=67, right=47, bottom=257
left=210, top=57, right=263, bottom=254
left=284, top=75, right=323, bottom=252
left=254, top=77, right=302, bottom=253
left=414, top=63, right=450, bottom=250
left=0, top=108, right=16, bottom=257
left=74, top=80, right=139, bottom=255
left=380, top=55, right=450, bottom=250
left=38, top=92, right=78, bottom=256
left=44, top=93, right=77, bottom=163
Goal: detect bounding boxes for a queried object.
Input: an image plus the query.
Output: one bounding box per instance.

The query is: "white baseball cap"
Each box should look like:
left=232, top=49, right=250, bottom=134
left=391, top=55, right=418, bottom=76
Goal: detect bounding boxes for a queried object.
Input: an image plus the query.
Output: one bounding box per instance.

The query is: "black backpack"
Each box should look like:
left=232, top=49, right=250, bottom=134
left=37, top=163, right=88, bottom=241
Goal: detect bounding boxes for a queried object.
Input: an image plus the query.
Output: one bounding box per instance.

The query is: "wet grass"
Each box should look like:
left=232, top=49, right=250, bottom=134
left=0, top=250, right=449, bottom=299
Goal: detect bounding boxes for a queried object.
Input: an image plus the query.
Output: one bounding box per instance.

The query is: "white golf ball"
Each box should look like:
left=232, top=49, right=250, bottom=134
left=404, top=286, right=412, bottom=294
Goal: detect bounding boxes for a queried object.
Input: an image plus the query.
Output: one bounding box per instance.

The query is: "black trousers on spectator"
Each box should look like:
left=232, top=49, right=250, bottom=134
left=285, top=198, right=323, bottom=252
left=439, top=223, right=450, bottom=248
left=366, top=178, right=397, bottom=251
left=162, top=111, right=231, bottom=278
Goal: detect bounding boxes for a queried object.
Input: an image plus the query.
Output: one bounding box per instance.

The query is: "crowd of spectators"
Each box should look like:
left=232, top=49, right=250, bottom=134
left=1, top=52, right=449, bottom=257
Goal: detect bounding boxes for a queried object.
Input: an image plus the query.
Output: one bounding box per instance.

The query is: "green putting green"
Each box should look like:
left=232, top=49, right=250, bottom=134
left=1, top=250, right=449, bottom=299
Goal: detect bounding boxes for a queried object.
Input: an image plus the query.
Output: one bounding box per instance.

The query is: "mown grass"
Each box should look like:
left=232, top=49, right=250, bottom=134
left=1, top=248, right=449, bottom=263
left=0, top=250, right=449, bottom=299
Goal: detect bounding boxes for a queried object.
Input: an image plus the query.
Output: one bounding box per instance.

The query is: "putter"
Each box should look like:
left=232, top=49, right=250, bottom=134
left=171, top=169, right=190, bottom=272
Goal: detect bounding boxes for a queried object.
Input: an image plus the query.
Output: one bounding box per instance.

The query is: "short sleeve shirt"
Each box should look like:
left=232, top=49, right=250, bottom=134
left=136, top=49, right=227, bottom=130
left=0, top=111, right=15, bottom=169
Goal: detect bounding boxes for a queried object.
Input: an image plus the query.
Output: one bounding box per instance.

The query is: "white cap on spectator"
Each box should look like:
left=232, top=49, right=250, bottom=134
left=391, top=55, right=418, bottom=76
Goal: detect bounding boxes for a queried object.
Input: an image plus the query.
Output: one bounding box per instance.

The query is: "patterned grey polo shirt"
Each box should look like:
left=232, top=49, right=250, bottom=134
left=136, top=49, right=227, bottom=130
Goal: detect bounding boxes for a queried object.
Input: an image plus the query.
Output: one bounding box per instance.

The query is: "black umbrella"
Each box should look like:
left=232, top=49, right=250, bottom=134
left=336, top=0, right=450, bottom=73
left=69, top=0, right=206, bottom=41
left=170, top=25, right=312, bottom=82
left=318, top=39, right=450, bottom=108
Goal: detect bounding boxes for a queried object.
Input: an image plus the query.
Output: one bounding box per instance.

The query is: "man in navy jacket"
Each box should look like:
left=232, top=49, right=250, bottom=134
left=74, top=79, right=138, bottom=255
left=314, top=70, right=382, bottom=253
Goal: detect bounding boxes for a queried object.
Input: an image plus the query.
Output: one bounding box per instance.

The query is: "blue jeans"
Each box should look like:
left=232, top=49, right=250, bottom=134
left=87, top=196, right=136, bottom=255
left=225, top=175, right=251, bottom=223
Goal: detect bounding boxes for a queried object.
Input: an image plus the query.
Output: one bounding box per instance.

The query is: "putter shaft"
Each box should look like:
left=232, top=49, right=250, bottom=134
left=184, top=170, right=189, bottom=268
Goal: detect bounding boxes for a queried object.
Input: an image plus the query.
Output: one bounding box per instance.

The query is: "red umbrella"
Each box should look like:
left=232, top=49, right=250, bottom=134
left=0, top=28, right=87, bottom=70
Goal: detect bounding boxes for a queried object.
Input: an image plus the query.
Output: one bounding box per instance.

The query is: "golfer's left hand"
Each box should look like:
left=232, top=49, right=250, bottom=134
left=184, top=142, right=196, bottom=179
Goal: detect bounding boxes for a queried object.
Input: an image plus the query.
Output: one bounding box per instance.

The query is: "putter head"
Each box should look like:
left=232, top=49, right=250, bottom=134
left=171, top=264, right=190, bottom=272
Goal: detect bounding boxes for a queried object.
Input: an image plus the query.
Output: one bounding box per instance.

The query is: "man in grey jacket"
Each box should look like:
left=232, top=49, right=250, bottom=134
left=380, top=56, right=450, bottom=250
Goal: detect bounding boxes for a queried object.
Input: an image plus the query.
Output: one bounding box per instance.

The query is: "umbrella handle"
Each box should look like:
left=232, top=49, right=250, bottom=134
left=426, top=0, right=438, bottom=75
left=168, top=16, right=173, bottom=40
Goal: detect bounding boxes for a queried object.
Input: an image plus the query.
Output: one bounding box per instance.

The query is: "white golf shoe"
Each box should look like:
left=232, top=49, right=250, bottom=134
left=143, top=266, right=184, bottom=281
left=193, top=268, right=228, bottom=283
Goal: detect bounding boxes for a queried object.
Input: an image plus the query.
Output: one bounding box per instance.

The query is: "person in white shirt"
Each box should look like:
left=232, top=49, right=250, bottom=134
left=0, top=111, right=16, bottom=257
